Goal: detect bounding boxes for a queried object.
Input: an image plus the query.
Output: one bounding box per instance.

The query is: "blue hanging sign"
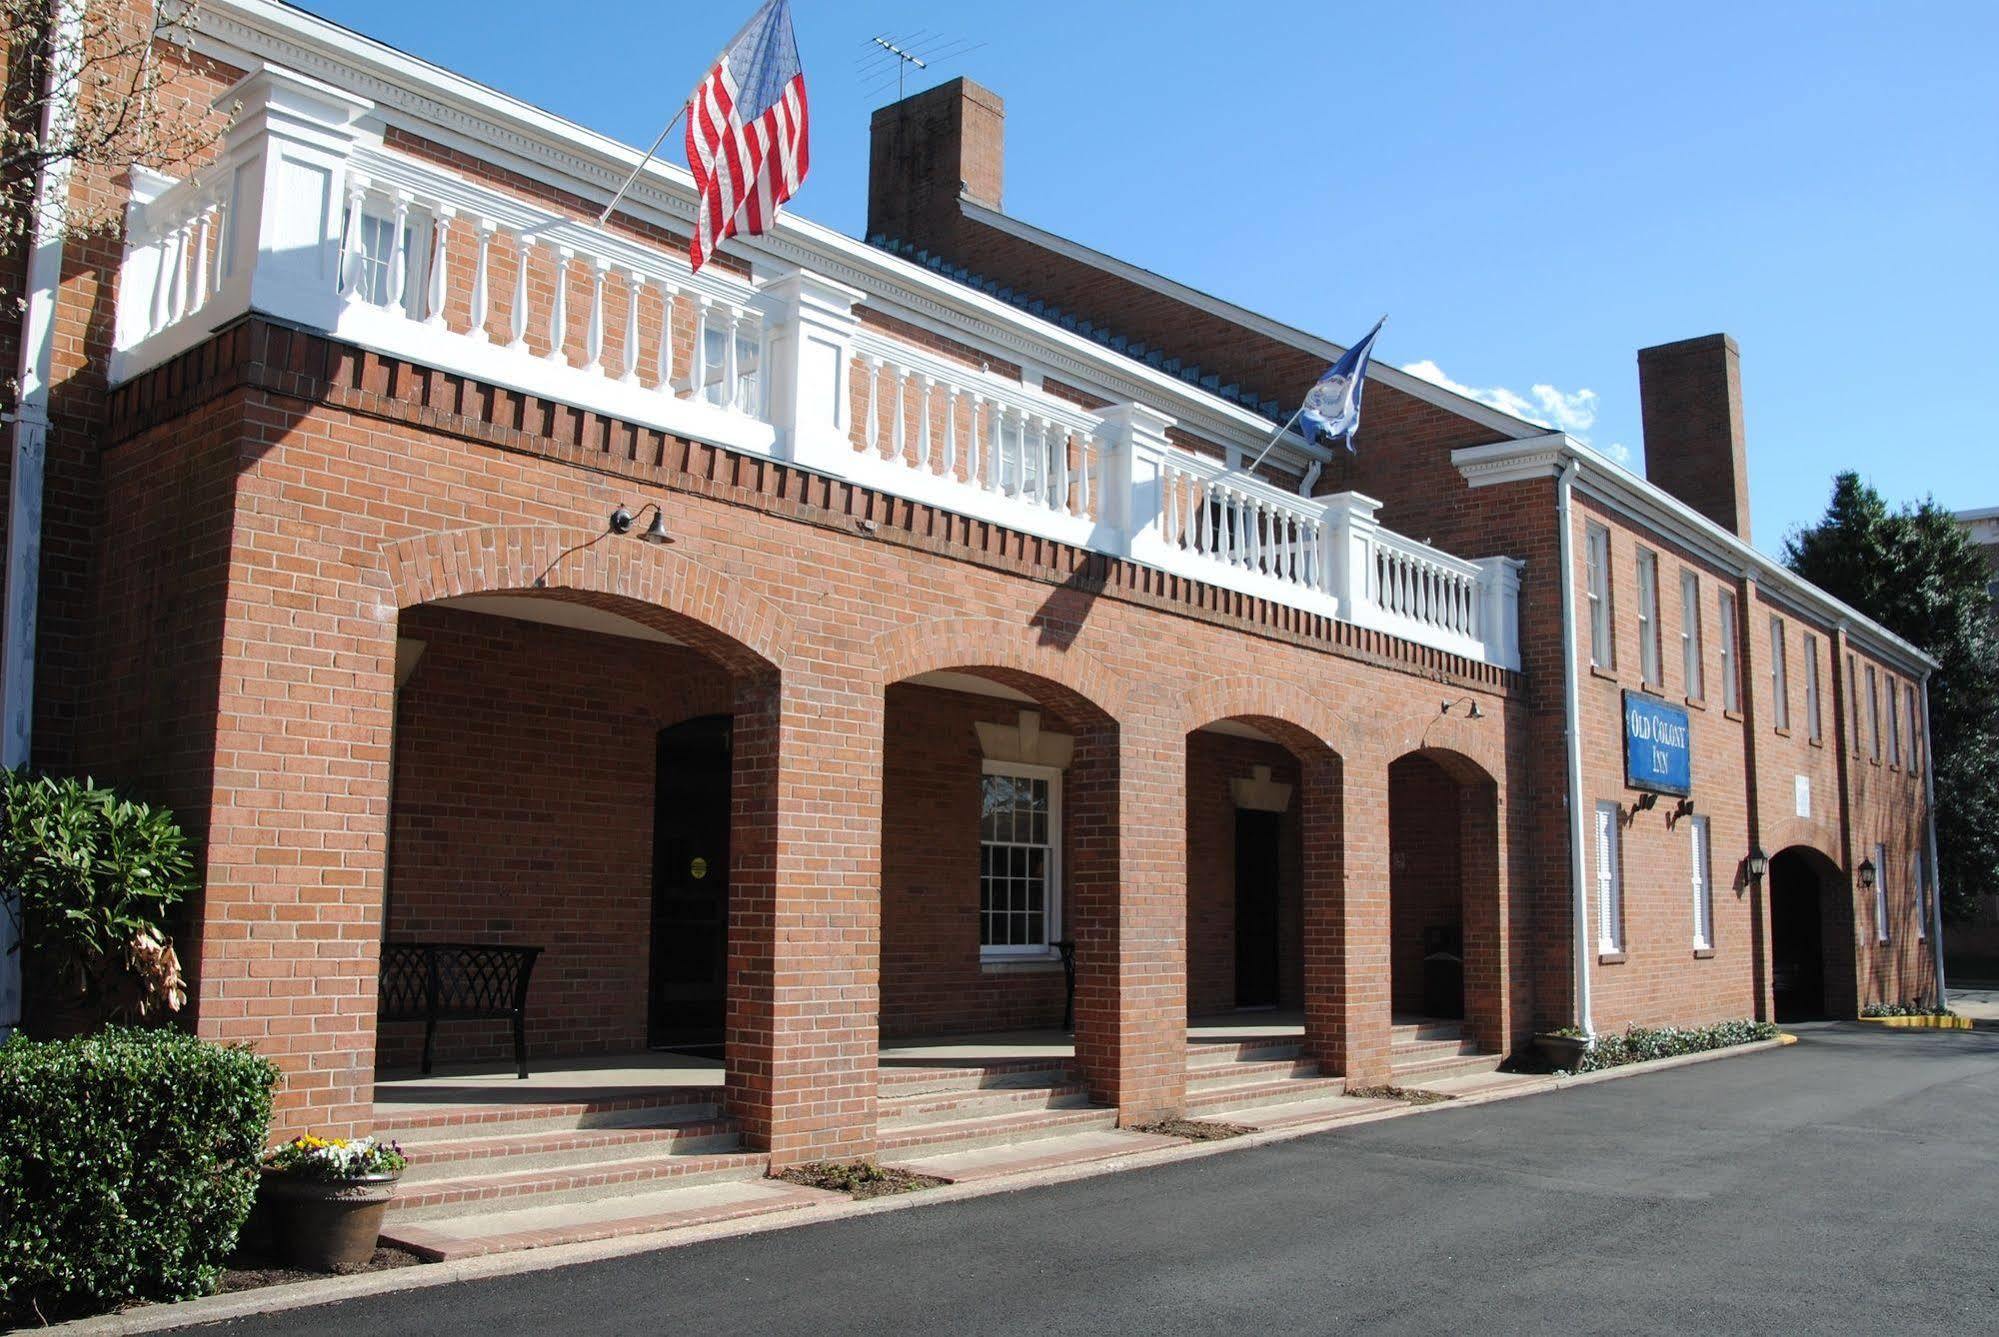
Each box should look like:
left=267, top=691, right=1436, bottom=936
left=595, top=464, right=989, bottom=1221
left=1624, top=691, right=1692, bottom=796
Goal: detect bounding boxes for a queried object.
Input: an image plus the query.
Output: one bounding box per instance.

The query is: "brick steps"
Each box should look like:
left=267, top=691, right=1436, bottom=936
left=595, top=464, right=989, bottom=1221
left=875, top=1060, right=1076, bottom=1097
left=1389, top=1051, right=1505, bottom=1086
left=882, top=1128, right=1182, bottom=1185
left=1184, top=1056, right=1317, bottom=1091
left=1185, top=1074, right=1348, bottom=1114
left=385, top=1148, right=770, bottom=1222
left=1185, top=1038, right=1305, bottom=1068
left=873, top=1104, right=1118, bottom=1160
left=375, top=1088, right=724, bottom=1139
left=382, top=1178, right=827, bottom=1262
left=1203, top=1091, right=1407, bottom=1132
left=395, top=1117, right=744, bottom=1181
left=880, top=1078, right=1091, bottom=1129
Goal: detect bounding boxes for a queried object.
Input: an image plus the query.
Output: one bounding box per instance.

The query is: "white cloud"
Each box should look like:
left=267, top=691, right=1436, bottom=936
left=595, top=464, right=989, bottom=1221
left=1400, top=359, right=1626, bottom=462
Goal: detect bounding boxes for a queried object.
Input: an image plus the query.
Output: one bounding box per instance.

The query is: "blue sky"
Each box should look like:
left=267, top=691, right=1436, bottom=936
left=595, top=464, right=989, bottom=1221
left=299, top=0, right=1996, bottom=554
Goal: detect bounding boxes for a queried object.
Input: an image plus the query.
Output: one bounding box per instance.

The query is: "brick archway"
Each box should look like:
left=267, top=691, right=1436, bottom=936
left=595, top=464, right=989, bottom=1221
left=378, top=524, right=795, bottom=675
left=1384, top=744, right=1511, bottom=1058
left=871, top=615, right=1127, bottom=724
left=1174, top=675, right=1354, bottom=759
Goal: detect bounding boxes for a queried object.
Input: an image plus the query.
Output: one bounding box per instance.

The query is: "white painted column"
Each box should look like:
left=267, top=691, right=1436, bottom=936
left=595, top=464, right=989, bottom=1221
left=543, top=243, right=572, bottom=365
left=468, top=217, right=494, bottom=342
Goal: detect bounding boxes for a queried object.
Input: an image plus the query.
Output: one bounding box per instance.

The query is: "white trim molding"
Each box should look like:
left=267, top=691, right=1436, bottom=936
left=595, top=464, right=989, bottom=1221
left=1454, top=434, right=1937, bottom=678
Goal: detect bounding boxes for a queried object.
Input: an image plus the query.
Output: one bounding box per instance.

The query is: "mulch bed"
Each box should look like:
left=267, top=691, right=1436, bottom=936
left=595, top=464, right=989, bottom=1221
left=1346, top=1084, right=1456, bottom=1106
left=771, top=1160, right=948, bottom=1200
left=218, top=1244, right=428, bottom=1292
left=1129, top=1117, right=1255, bottom=1142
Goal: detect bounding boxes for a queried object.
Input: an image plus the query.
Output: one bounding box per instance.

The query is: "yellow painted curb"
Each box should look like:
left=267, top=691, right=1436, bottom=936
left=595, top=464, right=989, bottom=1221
left=1777, top=1033, right=1800, bottom=1046
left=1855, top=1014, right=1973, bottom=1030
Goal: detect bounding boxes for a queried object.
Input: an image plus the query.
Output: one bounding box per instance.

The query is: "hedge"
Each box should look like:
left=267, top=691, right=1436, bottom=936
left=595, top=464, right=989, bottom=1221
left=0, top=1027, right=279, bottom=1323
left=1564, top=1019, right=1779, bottom=1073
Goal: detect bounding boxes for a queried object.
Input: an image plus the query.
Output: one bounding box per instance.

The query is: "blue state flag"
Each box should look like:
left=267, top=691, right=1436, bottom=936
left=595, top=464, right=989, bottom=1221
left=1296, top=317, right=1385, bottom=453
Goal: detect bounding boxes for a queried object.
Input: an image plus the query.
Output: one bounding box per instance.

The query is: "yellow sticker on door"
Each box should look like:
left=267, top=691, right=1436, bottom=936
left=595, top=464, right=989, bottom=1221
left=690, top=857, right=708, bottom=880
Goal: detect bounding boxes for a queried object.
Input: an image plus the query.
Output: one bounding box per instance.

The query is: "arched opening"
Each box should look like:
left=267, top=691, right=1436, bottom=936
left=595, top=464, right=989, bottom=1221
left=1387, top=749, right=1505, bottom=1060
left=375, top=585, right=766, bottom=1111
left=1178, top=713, right=1349, bottom=1120
left=872, top=664, right=1132, bottom=1142
left=1770, top=845, right=1853, bottom=1021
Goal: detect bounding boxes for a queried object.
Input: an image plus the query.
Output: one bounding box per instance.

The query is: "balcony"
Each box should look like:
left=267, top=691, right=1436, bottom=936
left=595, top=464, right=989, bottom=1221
left=112, top=65, right=1522, bottom=672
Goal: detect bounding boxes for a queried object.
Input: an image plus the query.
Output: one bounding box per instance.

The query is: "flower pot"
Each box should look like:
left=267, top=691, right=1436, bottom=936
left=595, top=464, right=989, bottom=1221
left=1534, top=1032, right=1591, bottom=1070
left=260, top=1170, right=400, bottom=1273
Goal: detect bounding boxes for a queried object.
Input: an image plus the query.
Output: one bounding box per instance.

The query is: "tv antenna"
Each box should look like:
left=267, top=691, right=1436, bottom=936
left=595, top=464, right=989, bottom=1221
left=857, top=31, right=987, bottom=103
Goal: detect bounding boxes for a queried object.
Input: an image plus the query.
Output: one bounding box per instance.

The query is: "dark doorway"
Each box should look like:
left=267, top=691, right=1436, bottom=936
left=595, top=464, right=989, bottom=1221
left=1234, top=808, right=1281, bottom=1007
left=1771, top=848, right=1835, bottom=1022
left=649, top=715, right=731, bottom=1052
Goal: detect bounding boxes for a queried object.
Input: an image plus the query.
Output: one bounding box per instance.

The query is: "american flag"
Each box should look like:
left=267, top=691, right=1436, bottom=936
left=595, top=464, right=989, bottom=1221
left=685, top=0, right=809, bottom=272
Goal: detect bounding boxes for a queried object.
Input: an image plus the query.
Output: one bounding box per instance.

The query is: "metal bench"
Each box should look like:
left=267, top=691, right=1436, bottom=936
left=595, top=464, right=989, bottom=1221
left=378, top=942, right=542, bottom=1078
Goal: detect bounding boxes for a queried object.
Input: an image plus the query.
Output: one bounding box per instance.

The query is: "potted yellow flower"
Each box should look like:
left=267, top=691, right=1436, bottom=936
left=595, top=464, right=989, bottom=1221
left=260, top=1134, right=408, bottom=1272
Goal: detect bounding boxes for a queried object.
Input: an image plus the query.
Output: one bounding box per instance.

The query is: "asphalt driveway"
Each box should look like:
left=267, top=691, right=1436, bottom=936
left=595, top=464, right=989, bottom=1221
left=205, top=1023, right=1999, bottom=1336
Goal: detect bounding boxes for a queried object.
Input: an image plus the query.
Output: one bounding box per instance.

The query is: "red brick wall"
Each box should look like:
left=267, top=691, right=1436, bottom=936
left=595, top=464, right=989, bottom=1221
left=378, top=604, right=730, bottom=1067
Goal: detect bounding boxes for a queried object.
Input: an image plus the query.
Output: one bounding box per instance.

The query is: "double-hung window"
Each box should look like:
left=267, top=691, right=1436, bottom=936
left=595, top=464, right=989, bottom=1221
left=341, top=201, right=429, bottom=316
left=1690, top=814, right=1714, bottom=952
left=1804, top=634, right=1822, bottom=743
left=1635, top=549, right=1661, bottom=687
left=1585, top=524, right=1613, bottom=669
left=1887, top=677, right=1903, bottom=767
left=1680, top=570, right=1704, bottom=700
left=1913, top=850, right=1928, bottom=942
left=1594, top=801, right=1624, bottom=954
left=1873, top=841, right=1890, bottom=943
left=1769, top=615, right=1789, bottom=730
left=1907, top=684, right=1923, bottom=774
left=1867, top=665, right=1882, bottom=762
left=979, top=762, right=1061, bottom=957
left=1718, top=591, right=1740, bottom=712
left=1849, top=657, right=1863, bottom=754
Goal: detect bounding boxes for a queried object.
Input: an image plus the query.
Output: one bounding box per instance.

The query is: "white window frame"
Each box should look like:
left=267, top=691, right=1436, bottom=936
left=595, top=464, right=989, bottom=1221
left=978, top=760, right=1063, bottom=959
left=1887, top=676, right=1902, bottom=767
left=1804, top=634, right=1822, bottom=743
left=1849, top=656, right=1863, bottom=754
left=1873, top=841, right=1890, bottom=943
left=1907, top=684, right=1923, bottom=774
left=1594, top=801, right=1624, bottom=954
left=343, top=201, right=431, bottom=317
left=1585, top=523, right=1613, bottom=670
left=1866, top=665, right=1882, bottom=762
left=1690, top=815, right=1713, bottom=951
left=1680, top=570, right=1704, bottom=701
left=1913, top=849, right=1927, bottom=942
left=1636, top=548, right=1661, bottom=687
left=1718, top=591, right=1739, bottom=712
left=1769, top=615, right=1789, bottom=730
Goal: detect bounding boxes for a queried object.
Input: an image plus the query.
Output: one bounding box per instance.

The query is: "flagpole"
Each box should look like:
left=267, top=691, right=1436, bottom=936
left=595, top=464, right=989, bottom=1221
left=1239, top=314, right=1387, bottom=478
left=597, top=100, right=692, bottom=226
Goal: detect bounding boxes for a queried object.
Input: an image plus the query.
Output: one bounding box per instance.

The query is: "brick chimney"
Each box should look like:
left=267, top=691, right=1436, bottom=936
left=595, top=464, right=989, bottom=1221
left=1637, top=333, right=1752, bottom=542
left=867, top=78, right=1004, bottom=246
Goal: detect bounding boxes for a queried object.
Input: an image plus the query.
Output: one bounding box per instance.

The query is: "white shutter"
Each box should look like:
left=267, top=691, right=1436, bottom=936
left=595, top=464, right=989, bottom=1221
left=1595, top=803, right=1620, bottom=951
left=1690, top=817, right=1711, bottom=949
left=1913, top=851, right=1926, bottom=941
left=1874, top=842, right=1890, bottom=943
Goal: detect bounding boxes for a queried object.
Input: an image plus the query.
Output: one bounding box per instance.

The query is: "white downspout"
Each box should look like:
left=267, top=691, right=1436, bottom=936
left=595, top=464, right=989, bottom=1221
left=1556, top=455, right=1593, bottom=1035
left=1919, top=672, right=1947, bottom=1009
left=0, top=0, right=84, bottom=1039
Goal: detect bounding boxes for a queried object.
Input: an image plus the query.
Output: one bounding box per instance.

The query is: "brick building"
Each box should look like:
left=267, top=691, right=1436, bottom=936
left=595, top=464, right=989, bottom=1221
left=0, top=0, right=1942, bottom=1199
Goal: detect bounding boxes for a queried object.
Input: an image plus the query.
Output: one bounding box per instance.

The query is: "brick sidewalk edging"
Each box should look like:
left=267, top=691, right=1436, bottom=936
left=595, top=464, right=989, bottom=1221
left=44, top=1035, right=1799, bottom=1336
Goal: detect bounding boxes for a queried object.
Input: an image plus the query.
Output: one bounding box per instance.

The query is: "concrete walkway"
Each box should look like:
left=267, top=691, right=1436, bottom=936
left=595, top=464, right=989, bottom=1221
left=1947, top=983, right=1999, bottom=1023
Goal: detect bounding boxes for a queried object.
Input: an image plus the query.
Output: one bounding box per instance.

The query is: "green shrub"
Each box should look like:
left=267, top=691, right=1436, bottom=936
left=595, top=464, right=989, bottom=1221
left=1570, top=1019, right=1779, bottom=1074
left=1, top=769, right=199, bottom=1020
left=1861, top=1000, right=1955, bottom=1018
left=0, top=1027, right=278, bottom=1323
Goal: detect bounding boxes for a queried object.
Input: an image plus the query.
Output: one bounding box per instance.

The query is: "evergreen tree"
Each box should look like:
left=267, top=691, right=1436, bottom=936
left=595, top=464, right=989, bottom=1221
left=1784, top=472, right=1999, bottom=921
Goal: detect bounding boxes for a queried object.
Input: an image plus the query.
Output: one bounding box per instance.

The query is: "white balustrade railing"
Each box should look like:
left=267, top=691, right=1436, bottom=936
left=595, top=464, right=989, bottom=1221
left=107, top=66, right=1522, bottom=670
left=849, top=340, right=1103, bottom=528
